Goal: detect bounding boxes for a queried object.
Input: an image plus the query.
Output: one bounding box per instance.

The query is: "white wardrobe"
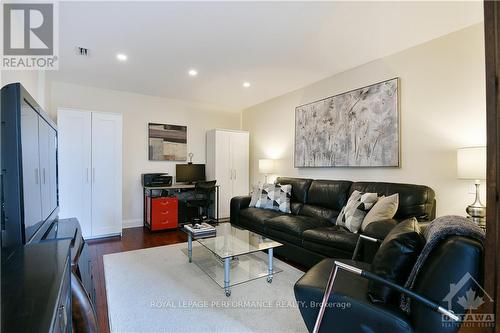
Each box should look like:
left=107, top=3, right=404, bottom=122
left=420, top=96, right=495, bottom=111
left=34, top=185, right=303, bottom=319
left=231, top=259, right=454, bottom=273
left=57, top=109, right=123, bottom=239
left=206, top=129, right=249, bottom=219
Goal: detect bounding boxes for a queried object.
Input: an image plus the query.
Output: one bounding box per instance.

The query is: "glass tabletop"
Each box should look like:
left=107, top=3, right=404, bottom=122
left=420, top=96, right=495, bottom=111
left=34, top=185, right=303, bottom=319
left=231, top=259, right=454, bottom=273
left=188, top=223, right=283, bottom=259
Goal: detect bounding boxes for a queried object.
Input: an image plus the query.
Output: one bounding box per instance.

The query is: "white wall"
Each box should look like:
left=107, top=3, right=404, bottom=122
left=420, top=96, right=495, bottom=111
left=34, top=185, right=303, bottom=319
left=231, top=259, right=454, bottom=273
left=50, top=81, right=241, bottom=227
left=242, top=24, right=486, bottom=217
left=1, top=70, right=49, bottom=110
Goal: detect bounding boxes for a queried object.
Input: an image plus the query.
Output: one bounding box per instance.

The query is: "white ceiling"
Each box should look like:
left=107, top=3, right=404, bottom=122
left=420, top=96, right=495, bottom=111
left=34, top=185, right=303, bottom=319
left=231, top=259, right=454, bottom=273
left=49, top=1, right=483, bottom=111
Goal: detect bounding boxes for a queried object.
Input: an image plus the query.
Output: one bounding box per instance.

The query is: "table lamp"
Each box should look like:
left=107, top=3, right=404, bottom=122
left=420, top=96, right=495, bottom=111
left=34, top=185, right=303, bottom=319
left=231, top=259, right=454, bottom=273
left=259, top=159, right=274, bottom=183
left=457, top=146, right=486, bottom=226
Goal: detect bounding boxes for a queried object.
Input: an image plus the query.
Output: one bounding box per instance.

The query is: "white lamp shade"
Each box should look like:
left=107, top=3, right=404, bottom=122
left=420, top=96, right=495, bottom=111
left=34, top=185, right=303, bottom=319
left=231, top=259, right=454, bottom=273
left=457, top=147, right=486, bottom=180
left=259, top=159, right=274, bottom=174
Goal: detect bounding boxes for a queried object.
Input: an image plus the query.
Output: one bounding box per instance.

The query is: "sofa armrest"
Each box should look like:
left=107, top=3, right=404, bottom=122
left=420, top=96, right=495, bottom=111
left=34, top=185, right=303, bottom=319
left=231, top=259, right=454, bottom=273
left=361, top=219, right=398, bottom=241
left=230, top=196, right=252, bottom=225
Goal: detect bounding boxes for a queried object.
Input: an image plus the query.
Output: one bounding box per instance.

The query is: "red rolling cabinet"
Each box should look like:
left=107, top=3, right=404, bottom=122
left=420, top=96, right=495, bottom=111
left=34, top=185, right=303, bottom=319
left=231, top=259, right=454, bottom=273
left=145, top=196, right=178, bottom=231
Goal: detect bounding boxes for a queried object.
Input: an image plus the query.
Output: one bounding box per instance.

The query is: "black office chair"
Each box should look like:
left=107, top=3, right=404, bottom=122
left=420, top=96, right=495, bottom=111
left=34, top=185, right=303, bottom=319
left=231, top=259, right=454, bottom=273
left=186, top=180, right=217, bottom=223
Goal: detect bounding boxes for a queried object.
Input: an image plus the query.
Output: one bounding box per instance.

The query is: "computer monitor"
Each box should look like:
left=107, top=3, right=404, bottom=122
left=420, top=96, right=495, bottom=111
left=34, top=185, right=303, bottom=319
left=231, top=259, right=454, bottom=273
left=176, top=164, right=206, bottom=184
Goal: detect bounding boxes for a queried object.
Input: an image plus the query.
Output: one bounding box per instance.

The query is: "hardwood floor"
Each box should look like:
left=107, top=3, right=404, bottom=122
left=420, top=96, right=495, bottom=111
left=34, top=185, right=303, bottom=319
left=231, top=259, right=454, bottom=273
left=87, top=227, right=188, bottom=333
left=88, top=226, right=307, bottom=333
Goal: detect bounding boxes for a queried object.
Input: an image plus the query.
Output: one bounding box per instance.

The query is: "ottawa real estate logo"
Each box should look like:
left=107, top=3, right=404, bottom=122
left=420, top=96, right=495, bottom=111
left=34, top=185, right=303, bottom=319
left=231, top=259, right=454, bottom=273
left=442, top=272, right=494, bottom=328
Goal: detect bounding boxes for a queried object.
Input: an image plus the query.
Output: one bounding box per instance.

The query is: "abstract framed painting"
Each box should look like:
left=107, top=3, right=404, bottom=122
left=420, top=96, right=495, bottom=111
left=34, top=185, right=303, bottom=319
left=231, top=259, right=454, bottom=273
left=148, top=123, right=187, bottom=161
left=294, top=78, right=400, bottom=167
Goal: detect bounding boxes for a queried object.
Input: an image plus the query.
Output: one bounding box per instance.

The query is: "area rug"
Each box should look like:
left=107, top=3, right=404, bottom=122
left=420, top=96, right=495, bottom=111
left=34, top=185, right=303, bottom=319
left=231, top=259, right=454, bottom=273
left=103, top=242, right=309, bottom=333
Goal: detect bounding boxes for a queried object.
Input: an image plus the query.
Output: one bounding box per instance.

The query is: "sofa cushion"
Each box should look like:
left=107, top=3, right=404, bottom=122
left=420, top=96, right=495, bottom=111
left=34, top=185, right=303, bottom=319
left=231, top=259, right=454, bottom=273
left=302, top=226, right=359, bottom=252
left=368, top=218, right=425, bottom=305
left=306, top=180, right=353, bottom=211
left=350, top=182, right=435, bottom=221
left=266, top=215, right=331, bottom=241
left=239, top=207, right=284, bottom=232
left=300, top=204, right=339, bottom=223
left=290, top=202, right=303, bottom=215
left=276, top=177, right=312, bottom=204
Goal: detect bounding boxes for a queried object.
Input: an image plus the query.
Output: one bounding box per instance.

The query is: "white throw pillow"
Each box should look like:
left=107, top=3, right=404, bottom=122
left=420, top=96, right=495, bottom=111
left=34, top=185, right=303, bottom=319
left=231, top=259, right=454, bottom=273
left=361, top=193, right=399, bottom=231
left=336, top=190, right=379, bottom=233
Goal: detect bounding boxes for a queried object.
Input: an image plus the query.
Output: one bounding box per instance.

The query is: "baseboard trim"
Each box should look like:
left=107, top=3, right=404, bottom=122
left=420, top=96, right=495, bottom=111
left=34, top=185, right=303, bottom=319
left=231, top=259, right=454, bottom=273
left=123, top=219, right=143, bottom=229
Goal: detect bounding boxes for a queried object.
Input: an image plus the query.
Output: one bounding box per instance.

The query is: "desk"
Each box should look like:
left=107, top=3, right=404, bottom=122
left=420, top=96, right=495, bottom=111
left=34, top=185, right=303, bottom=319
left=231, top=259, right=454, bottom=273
left=143, top=184, right=219, bottom=230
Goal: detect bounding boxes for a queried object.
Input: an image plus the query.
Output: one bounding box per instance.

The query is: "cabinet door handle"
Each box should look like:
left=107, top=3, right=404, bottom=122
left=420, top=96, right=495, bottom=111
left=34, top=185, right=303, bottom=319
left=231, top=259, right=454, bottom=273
left=234, top=170, right=236, bottom=180
left=35, top=168, right=39, bottom=185
left=229, top=169, right=233, bottom=180
left=60, top=305, right=67, bottom=328
left=86, top=168, right=89, bottom=183
left=92, top=168, right=96, bottom=183
left=42, top=168, right=46, bottom=184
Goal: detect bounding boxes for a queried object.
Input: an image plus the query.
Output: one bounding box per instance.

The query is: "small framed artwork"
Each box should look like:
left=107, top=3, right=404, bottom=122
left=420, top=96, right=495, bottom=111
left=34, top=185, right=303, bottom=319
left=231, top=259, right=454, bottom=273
left=295, top=77, right=400, bottom=167
left=148, top=123, right=187, bottom=161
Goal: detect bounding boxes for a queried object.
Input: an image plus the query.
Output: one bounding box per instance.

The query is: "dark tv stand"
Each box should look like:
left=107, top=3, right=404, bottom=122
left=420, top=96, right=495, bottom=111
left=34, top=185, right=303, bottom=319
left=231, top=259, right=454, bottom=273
left=42, top=217, right=96, bottom=304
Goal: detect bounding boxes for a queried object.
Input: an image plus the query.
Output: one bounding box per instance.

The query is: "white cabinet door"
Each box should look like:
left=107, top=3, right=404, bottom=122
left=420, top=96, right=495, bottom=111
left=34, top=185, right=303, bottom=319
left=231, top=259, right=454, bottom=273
left=215, top=130, right=232, bottom=218
left=20, top=105, right=42, bottom=231
left=38, top=119, right=52, bottom=219
left=48, top=127, right=58, bottom=212
left=230, top=132, right=249, bottom=197
left=58, top=109, right=92, bottom=238
left=91, top=112, right=122, bottom=236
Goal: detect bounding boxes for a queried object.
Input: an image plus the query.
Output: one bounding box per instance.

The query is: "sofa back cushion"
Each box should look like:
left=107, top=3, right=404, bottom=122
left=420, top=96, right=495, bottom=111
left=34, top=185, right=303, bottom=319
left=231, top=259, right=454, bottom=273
left=300, top=205, right=339, bottom=223
left=306, top=180, right=353, bottom=211
left=350, top=182, right=435, bottom=221
left=276, top=177, right=313, bottom=204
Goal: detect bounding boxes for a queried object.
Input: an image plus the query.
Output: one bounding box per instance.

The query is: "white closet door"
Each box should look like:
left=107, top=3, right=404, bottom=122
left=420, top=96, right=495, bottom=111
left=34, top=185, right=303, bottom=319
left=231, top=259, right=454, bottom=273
left=215, top=130, right=232, bottom=218
left=58, top=109, right=92, bottom=238
left=230, top=132, right=249, bottom=197
left=38, top=119, right=52, bottom=219
left=91, top=112, right=122, bottom=236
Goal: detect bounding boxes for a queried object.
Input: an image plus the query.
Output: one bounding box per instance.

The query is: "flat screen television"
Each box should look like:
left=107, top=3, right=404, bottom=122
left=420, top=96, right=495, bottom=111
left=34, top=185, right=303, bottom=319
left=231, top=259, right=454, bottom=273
left=1, top=83, right=59, bottom=247
left=176, top=164, right=206, bottom=184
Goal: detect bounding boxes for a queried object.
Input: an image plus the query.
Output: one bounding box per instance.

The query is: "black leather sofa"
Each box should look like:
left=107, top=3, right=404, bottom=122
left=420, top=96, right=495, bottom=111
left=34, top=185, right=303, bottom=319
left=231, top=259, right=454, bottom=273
left=230, top=177, right=436, bottom=268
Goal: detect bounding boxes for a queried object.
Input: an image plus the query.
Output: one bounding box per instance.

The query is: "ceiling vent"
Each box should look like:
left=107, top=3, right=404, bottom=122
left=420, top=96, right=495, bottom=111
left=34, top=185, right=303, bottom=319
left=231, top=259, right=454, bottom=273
left=76, top=47, right=90, bottom=57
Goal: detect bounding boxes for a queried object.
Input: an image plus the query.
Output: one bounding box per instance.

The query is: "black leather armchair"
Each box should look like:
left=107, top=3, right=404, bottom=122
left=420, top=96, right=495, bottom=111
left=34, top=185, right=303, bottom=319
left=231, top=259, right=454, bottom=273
left=294, top=236, right=484, bottom=333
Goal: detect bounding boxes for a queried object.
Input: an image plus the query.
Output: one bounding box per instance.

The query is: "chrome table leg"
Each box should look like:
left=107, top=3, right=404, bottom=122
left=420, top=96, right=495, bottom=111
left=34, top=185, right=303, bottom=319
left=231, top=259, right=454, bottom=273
left=267, top=248, right=273, bottom=283
left=224, top=257, right=231, bottom=297
left=188, top=233, right=192, bottom=263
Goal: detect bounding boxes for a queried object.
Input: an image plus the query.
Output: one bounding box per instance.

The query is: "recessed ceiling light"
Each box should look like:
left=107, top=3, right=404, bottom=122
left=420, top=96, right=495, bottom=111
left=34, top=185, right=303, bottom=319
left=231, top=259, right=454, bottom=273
left=116, top=53, right=127, bottom=61
left=243, top=82, right=251, bottom=88
left=188, top=69, right=198, bottom=77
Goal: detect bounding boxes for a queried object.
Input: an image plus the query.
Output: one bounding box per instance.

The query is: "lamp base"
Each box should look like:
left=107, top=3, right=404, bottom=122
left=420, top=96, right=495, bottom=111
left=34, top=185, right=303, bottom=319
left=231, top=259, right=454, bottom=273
left=465, top=182, right=486, bottom=227
left=466, top=215, right=486, bottom=227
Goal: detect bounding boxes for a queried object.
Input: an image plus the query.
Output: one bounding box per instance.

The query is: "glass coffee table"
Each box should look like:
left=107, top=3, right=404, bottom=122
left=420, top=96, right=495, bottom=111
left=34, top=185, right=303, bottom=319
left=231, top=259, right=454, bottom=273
left=183, top=223, right=283, bottom=297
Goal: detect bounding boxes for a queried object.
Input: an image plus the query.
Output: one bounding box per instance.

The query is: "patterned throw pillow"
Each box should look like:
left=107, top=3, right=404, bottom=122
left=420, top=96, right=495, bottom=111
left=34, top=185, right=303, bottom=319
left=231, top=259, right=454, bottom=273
left=253, top=183, right=292, bottom=213
left=249, top=183, right=263, bottom=207
left=336, top=190, right=379, bottom=233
